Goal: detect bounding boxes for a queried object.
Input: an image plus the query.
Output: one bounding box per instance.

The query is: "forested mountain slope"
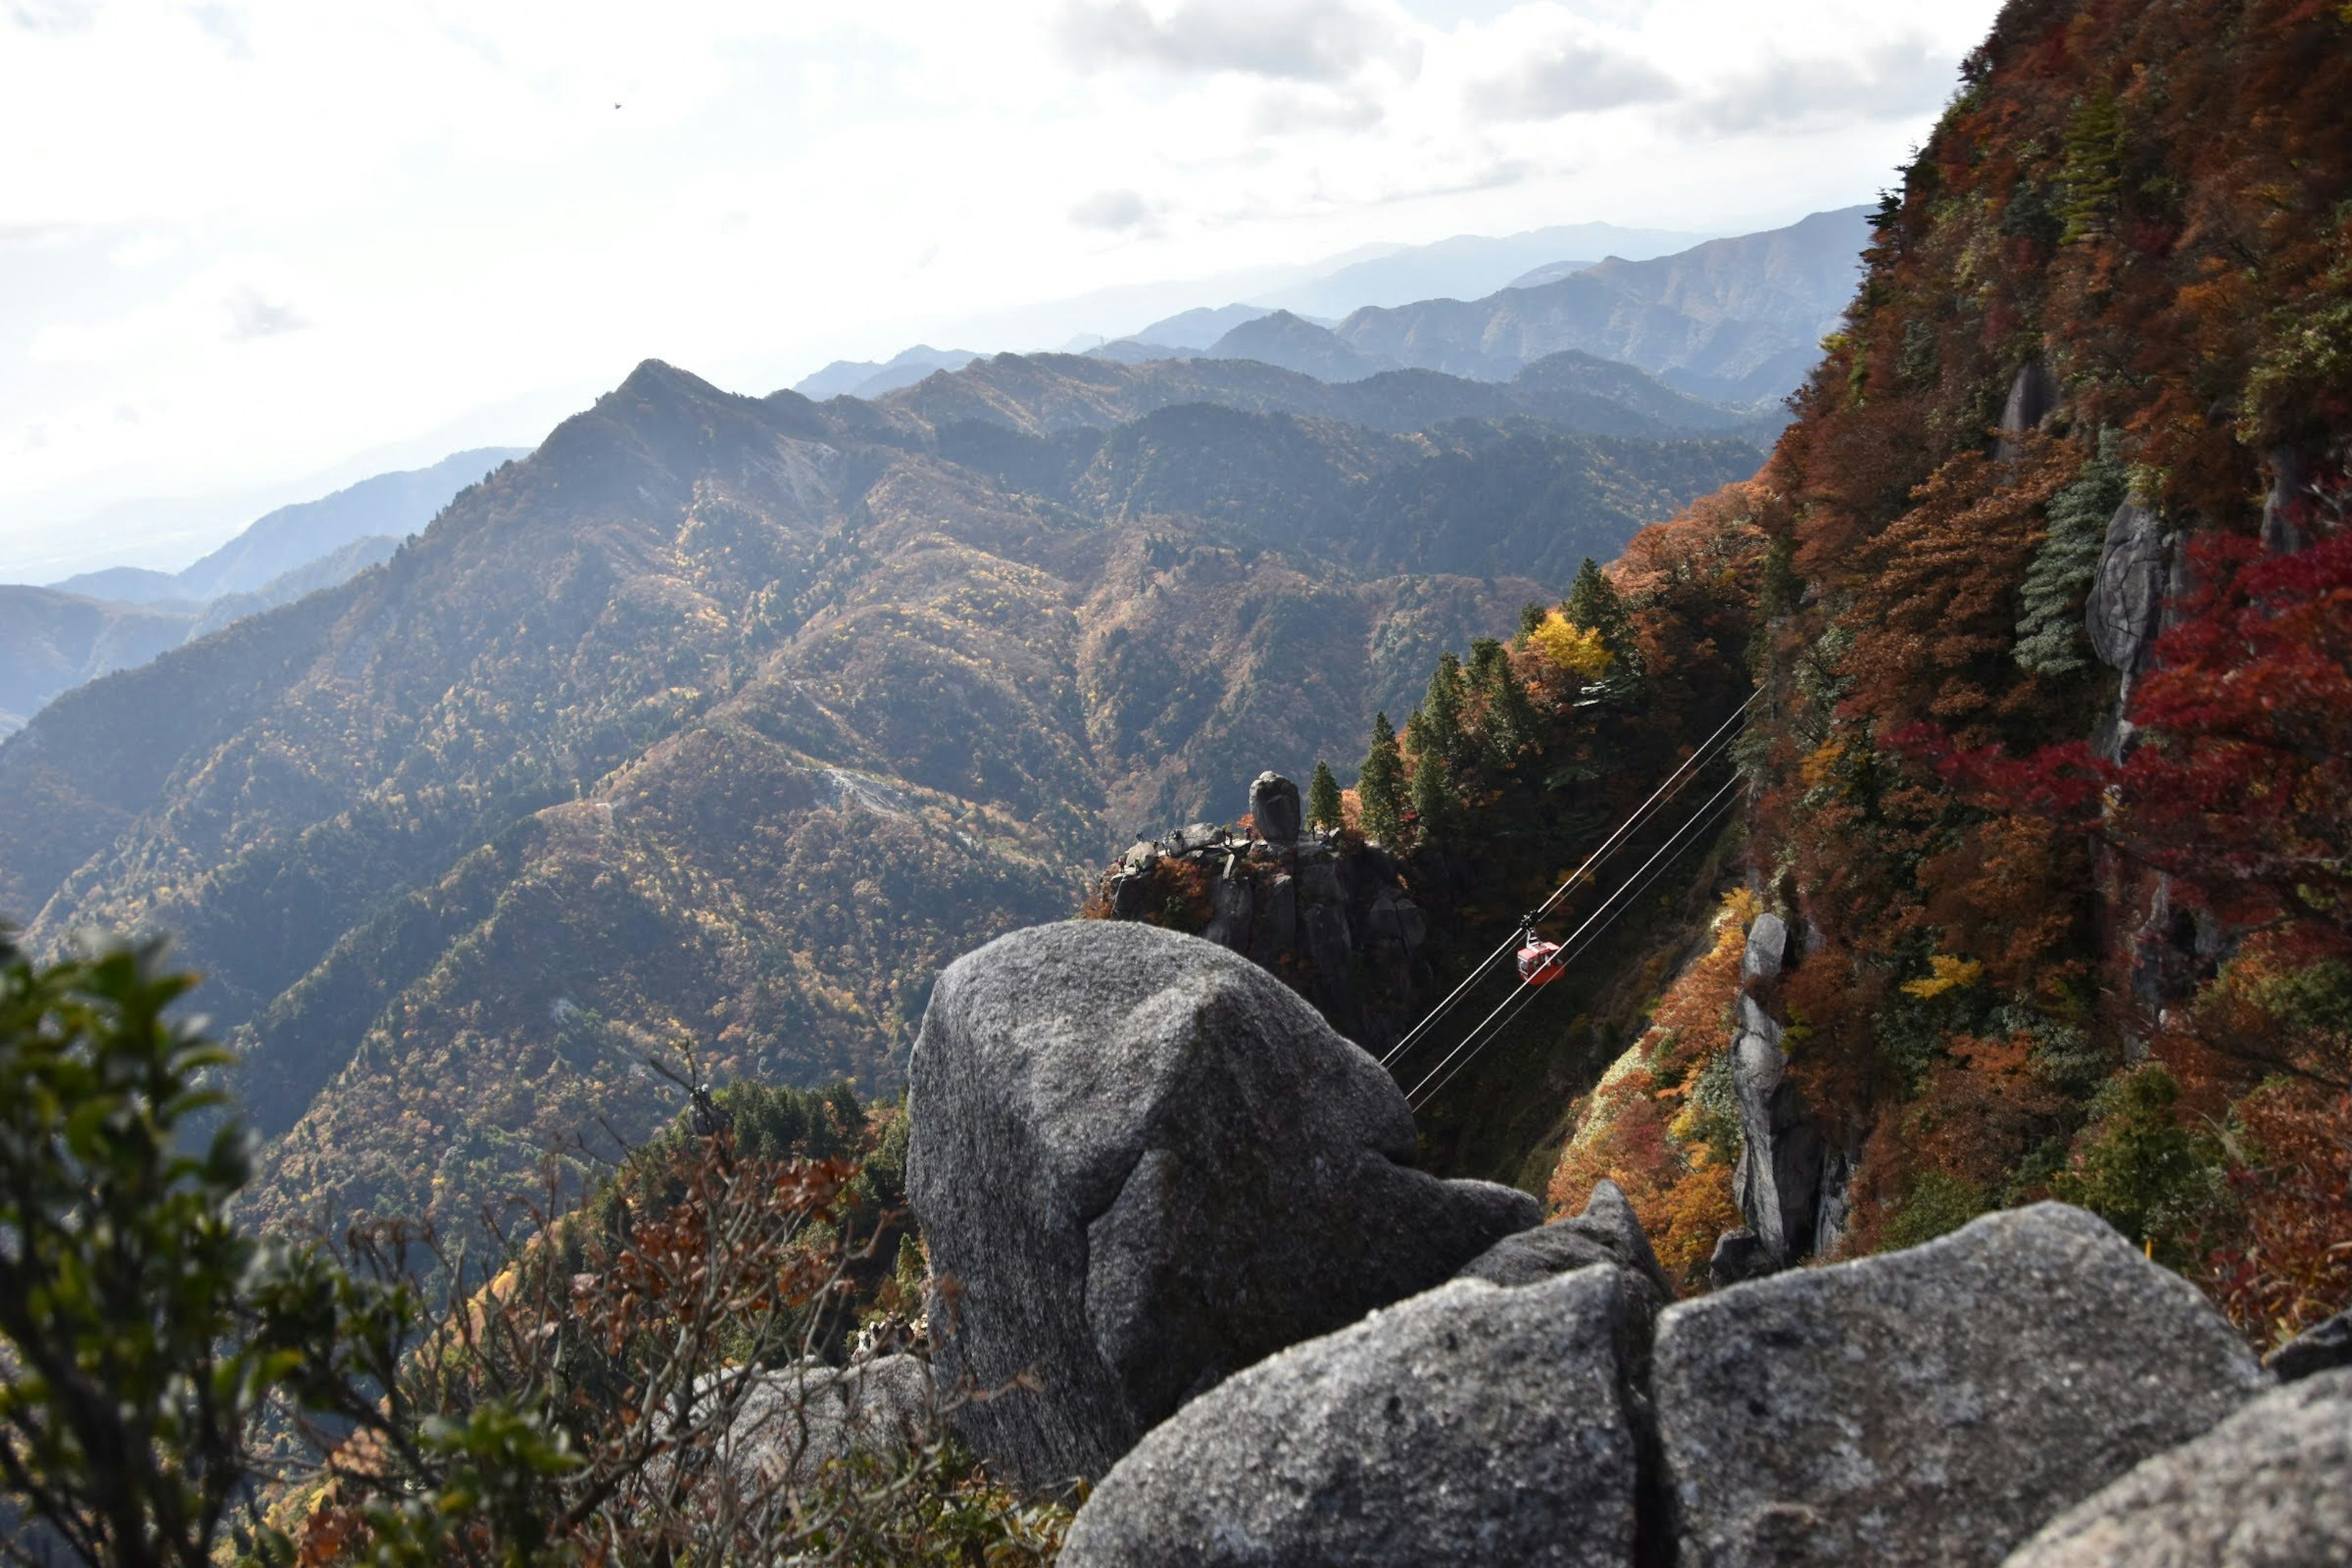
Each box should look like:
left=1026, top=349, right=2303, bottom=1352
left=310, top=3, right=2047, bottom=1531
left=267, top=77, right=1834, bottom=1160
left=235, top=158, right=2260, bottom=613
left=1311, top=0, right=2351, bottom=1341
left=0, top=358, right=1755, bottom=1233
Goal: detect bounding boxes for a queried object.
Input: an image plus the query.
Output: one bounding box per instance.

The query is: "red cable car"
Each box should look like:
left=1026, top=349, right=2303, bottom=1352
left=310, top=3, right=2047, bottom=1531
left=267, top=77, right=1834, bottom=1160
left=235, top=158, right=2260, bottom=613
left=1517, top=938, right=1566, bottom=984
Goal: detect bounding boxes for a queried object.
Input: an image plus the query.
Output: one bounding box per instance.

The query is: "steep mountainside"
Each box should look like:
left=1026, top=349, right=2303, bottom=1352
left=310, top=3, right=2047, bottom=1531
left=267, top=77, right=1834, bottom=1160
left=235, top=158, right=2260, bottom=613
left=1282, top=0, right=2352, bottom=1340
left=791, top=345, right=981, bottom=401
left=1202, top=311, right=1393, bottom=382
left=0, top=589, right=198, bottom=736
left=0, top=359, right=1755, bottom=1233
left=1333, top=207, right=1871, bottom=403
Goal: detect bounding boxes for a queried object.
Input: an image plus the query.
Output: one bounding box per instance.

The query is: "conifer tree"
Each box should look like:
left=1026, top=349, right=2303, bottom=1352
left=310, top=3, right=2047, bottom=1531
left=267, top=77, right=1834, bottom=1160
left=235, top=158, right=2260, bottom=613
left=2059, top=88, right=2126, bottom=243
left=2015, top=431, right=2128, bottom=674
left=1423, top=651, right=1471, bottom=772
left=1306, top=760, right=1344, bottom=831
left=1564, top=558, right=1632, bottom=657
left=1468, top=637, right=1539, bottom=767
left=1357, top=712, right=1406, bottom=845
left=1409, top=747, right=1461, bottom=840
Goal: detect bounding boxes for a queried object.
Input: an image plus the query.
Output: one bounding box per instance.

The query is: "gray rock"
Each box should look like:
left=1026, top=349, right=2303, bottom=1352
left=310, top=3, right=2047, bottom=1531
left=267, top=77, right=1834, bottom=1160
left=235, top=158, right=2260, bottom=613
left=1170, top=821, right=1226, bottom=854
left=1707, top=1227, right=1774, bottom=1288
left=1201, top=870, right=1253, bottom=952
left=2266, top=1308, right=2352, bottom=1383
left=1728, top=996, right=1822, bottom=1264
left=1249, top=872, right=1296, bottom=966
left=1060, top=1266, right=1654, bottom=1568
left=1654, top=1203, right=2267, bottom=1568
left=715, top=1354, right=935, bottom=1488
left=1995, top=359, right=2061, bottom=461
left=2002, top=1367, right=2352, bottom=1568
left=1108, top=870, right=1152, bottom=919
left=1456, top=1177, right=1677, bottom=1306
left=1249, top=771, right=1302, bottom=846
left=2087, top=499, right=2169, bottom=674
left=907, top=921, right=1539, bottom=1487
left=1740, top=912, right=1788, bottom=984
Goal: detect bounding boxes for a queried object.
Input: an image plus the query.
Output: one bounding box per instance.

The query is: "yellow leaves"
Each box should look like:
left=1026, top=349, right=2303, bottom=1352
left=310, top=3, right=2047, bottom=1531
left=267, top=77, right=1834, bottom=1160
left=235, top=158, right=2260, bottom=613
left=1721, top=886, right=1764, bottom=929
left=1902, top=954, right=1986, bottom=999
left=1530, top=610, right=1613, bottom=679
left=1800, top=739, right=1847, bottom=791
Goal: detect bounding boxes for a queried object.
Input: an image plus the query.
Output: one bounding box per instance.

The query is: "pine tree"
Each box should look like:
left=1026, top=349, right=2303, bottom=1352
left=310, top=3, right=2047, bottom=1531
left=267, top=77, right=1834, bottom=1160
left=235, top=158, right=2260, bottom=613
left=1423, top=651, right=1471, bottom=772
left=1358, top=712, right=1406, bottom=845
left=1409, top=747, right=1461, bottom=841
left=1564, top=558, right=1635, bottom=670
left=2015, top=431, right=2128, bottom=675
left=1468, top=636, right=1539, bottom=767
left=1306, top=760, right=1344, bottom=831
left=1758, top=534, right=1804, bottom=619
left=2059, top=88, right=2126, bottom=244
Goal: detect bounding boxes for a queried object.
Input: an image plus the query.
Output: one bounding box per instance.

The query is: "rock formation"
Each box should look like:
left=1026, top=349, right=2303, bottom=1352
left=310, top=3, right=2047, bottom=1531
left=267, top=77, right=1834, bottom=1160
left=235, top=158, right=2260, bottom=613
left=2087, top=499, right=2170, bottom=675
left=1653, top=1204, right=2265, bottom=1567
left=1058, top=1265, right=1657, bottom=1568
left=1453, top=1177, right=1677, bottom=1308
left=905, top=921, right=1537, bottom=1487
left=2002, top=1368, right=2352, bottom=1568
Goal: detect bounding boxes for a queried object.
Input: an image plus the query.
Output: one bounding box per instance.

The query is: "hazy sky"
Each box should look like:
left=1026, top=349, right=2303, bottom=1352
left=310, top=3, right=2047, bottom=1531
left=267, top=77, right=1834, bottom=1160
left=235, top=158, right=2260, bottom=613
left=2, top=0, right=2005, bottom=579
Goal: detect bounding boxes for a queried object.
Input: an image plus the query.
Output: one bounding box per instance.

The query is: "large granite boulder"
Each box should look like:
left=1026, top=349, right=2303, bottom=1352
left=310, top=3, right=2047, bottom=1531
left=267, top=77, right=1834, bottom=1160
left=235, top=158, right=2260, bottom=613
left=2002, top=1367, right=2352, bottom=1568
left=1653, top=1203, right=2265, bottom=1568
left=710, top=1354, right=934, bottom=1488
left=1455, top=1177, right=1677, bottom=1307
left=1994, top=359, right=2062, bottom=461
left=1060, top=1265, right=1655, bottom=1568
left=907, top=921, right=1539, bottom=1487
left=1248, top=771, right=1302, bottom=846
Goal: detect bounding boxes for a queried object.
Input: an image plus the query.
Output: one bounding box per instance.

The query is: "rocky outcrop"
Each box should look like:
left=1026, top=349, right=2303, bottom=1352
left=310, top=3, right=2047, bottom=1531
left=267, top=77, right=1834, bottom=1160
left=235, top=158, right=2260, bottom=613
left=1058, top=1265, right=1657, bottom=1568
left=2261, top=445, right=2312, bottom=556
left=2002, top=1368, right=2352, bottom=1568
left=905, top=921, right=1538, bottom=1487
left=2087, top=499, right=2169, bottom=674
left=1727, top=996, right=1823, bottom=1265
left=1994, top=360, right=2062, bottom=461
left=1247, top=770, right=1302, bottom=845
left=1454, top=1177, right=1677, bottom=1307
left=1653, top=1204, right=2266, bottom=1568
left=1098, top=778, right=1438, bottom=1050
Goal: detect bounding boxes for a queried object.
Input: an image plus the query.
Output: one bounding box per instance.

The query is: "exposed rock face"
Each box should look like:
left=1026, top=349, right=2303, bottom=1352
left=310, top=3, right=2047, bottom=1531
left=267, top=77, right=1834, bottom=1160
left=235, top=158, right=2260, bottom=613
left=2261, top=446, right=2312, bottom=556
left=1994, top=359, right=2062, bottom=461
left=1727, top=996, right=1822, bottom=1265
left=906, top=921, right=1539, bottom=1487
left=1058, top=1266, right=1656, bottom=1568
left=1706, top=1227, right=1773, bottom=1288
left=1454, top=1177, right=1677, bottom=1307
left=1248, top=770, right=1302, bottom=846
left=2002, top=1368, right=2352, bottom=1568
left=1653, top=1204, right=2266, bottom=1568
left=2266, top=1308, right=2352, bottom=1384
left=2087, top=499, right=2170, bottom=674
left=1740, top=911, right=1787, bottom=983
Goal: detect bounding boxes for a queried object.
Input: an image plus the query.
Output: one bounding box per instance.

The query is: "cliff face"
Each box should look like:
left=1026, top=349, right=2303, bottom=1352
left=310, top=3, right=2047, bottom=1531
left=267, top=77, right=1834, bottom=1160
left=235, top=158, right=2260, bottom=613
left=1531, top=0, right=2352, bottom=1332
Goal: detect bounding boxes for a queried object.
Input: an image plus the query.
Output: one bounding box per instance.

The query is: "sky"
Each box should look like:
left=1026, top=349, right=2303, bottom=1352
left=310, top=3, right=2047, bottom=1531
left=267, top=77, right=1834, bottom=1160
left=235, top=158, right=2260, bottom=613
left=1, top=0, right=2007, bottom=581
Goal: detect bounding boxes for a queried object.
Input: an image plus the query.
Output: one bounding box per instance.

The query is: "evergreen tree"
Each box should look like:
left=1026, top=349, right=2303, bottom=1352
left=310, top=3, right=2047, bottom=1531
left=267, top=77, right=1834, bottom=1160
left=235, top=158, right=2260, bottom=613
left=1306, top=760, right=1344, bottom=831
left=1468, top=636, right=1539, bottom=768
left=2059, top=88, right=2126, bottom=243
left=1423, top=651, right=1471, bottom=772
left=1517, top=601, right=1548, bottom=639
left=1358, top=712, right=1407, bottom=845
left=1564, top=558, right=1635, bottom=671
left=1758, top=534, right=1804, bottom=619
left=2015, top=431, right=2128, bottom=675
left=1409, top=747, right=1461, bottom=841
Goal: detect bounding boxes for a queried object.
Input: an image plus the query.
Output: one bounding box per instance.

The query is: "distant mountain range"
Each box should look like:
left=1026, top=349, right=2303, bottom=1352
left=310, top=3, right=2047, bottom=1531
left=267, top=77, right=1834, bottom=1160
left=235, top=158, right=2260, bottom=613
left=809, top=209, right=1865, bottom=417
left=0, top=355, right=1760, bottom=1234
left=0, top=449, right=524, bottom=737
left=1329, top=207, right=1872, bottom=404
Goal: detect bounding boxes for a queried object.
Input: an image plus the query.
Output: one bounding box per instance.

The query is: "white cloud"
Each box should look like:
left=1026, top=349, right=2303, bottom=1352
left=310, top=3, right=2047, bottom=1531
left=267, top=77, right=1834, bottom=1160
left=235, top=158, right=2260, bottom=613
left=0, top=0, right=2009, bottom=568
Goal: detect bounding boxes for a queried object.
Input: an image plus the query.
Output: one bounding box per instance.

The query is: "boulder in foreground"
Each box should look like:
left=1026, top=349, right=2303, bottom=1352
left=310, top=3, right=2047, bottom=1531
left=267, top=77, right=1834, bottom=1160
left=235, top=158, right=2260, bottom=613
left=1653, top=1202, right=2265, bottom=1568
left=907, top=921, right=1537, bottom=1487
left=2002, top=1366, right=2352, bottom=1568
left=1060, top=1264, right=1655, bottom=1568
